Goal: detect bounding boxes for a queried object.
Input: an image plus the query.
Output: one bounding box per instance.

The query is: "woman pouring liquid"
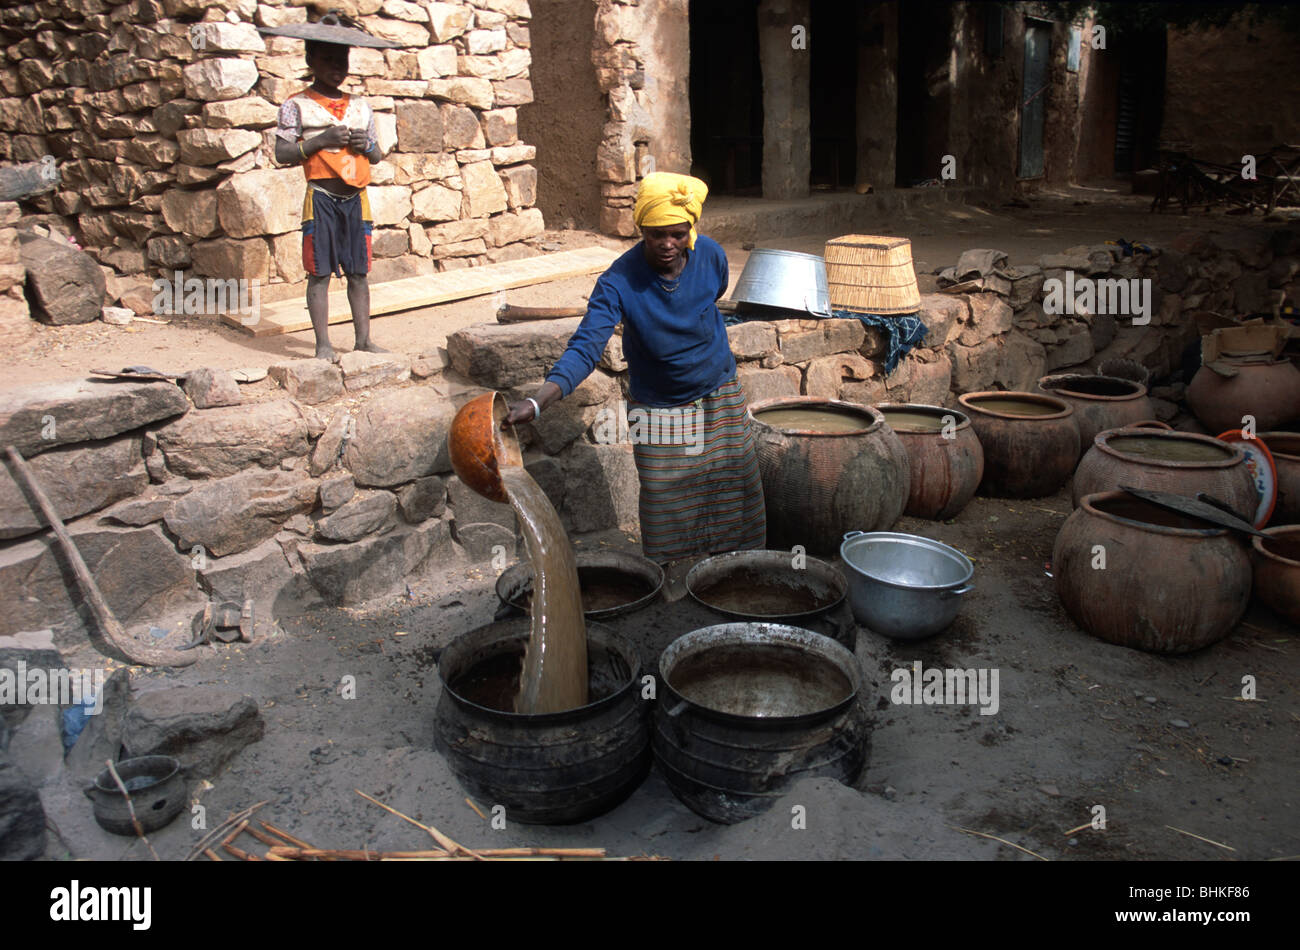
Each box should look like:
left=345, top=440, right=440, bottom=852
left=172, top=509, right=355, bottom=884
left=504, top=172, right=766, bottom=563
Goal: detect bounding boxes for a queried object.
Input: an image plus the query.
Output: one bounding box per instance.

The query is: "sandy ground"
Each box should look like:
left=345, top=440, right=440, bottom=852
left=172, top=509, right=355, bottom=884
left=18, top=183, right=1299, bottom=862
left=36, top=487, right=1297, bottom=863
left=9, top=182, right=1290, bottom=391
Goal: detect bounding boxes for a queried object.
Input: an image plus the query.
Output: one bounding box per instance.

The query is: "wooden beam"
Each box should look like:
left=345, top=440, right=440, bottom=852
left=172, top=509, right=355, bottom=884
left=225, top=246, right=620, bottom=337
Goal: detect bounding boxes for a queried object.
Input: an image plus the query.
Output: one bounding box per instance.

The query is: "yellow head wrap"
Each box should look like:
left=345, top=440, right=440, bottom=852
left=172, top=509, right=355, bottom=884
left=633, top=172, right=708, bottom=250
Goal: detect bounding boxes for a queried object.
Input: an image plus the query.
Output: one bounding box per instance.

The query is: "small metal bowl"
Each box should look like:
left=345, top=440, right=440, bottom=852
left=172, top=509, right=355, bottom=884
left=84, top=755, right=186, bottom=836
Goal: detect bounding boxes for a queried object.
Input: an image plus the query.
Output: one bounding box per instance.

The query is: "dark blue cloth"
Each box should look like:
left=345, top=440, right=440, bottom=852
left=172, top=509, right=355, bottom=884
left=546, top=236, right=736, bottom=407
left=724, top=308, right=928, bottom=373
left=304, top=185, right=371, bottom=278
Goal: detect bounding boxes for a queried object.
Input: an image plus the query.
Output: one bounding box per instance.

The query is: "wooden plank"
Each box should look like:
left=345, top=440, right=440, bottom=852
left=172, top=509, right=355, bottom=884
left=224, top=246, right=619, bottom=337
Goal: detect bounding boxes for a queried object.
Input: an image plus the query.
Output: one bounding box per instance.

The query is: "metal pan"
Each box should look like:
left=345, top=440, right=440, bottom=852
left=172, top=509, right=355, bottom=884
left=685, top=549, right=847, bottom=622
left=495, top=550, right=664, bottom=620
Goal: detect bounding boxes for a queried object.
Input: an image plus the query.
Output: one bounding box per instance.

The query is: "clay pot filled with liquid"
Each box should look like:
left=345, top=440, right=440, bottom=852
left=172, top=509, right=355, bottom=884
left=877, top=404, right=984, bottom=520
left=1037, top=374, right=1156, bottom=458
left=434, top=618, right=650, bottom=824
left=1071, top=428, right=1259, bottom=515
left=1260, top=432, right=1300, bottom=525
left=1251, top=525, right=1300, bottom=624
left=1186, top=358, right=1300, bottom=435
left=1053, top=491, right=1252, bottom=654
left=749, top=398, right=909, bottom=555
left=956, top=392, right=1079, bottom=498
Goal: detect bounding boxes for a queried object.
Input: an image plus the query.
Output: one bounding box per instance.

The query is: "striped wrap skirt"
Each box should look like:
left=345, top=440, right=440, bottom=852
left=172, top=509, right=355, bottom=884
left=630, top=377, right=767, bottom=563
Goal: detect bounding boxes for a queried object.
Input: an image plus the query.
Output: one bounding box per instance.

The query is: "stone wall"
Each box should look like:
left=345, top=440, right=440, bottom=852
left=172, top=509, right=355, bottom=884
left=0, top=0, right=542, bottom=309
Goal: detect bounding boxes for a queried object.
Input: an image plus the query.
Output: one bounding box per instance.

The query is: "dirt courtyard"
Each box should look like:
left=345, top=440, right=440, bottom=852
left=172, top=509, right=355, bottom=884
left=18, top=184, right=1300, bottom=862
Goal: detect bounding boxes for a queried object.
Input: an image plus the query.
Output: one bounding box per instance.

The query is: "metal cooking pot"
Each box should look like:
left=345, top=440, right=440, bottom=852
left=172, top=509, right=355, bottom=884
left=685, top=549, right=846, bottom=622
left=494, top=550, right=664, bottom=620
left=85, top=755, right=186, bottom=836
left=839, top=531, right=974, bottom=639
left=730, top=248, right=832, bottom=317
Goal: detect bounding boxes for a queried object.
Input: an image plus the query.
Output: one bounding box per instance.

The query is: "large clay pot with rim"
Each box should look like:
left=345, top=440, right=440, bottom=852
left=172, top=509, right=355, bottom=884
left=1054, top=491, right=1252, bottom=654
left=1186, top=358, right=1300, bottom=434
left=447, top=391, right=522, bottom=503
left=1251, top=525, right=1300, bottom=624
left=1071, top=428, right=1259, bottom=515
left=1037, top=373, right=1156, bottom=459
left=749, top=397, right=909, bottom=555
left=1260, top=432, right=1300, bottom=525
left=957, top=392, right=1080, bottom=498
left=877, top=404, right=984, bottom=520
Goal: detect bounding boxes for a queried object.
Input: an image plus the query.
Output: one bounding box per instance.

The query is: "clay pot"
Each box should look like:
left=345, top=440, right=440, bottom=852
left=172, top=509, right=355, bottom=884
left=1251, top=525, right=1300, bottom=624
left=877, top=404, right=984, bottom=520
left=1071, top=428, right=1258, bottom=515
left=1037, top=374, right=1155, bottom=458
left=447, top=391, right=522, bottom=503
left=1186, top=358, right=1300, bottom=434
left=1054, top=491, right=1253, bottom=654
left=956, top=392, right=1079, bottom=498
left=1127, top=420, right=1172, bottom=430
left=749, top=397, right=909, bottom=555
left=1261, top=432, right=1300, bottom=526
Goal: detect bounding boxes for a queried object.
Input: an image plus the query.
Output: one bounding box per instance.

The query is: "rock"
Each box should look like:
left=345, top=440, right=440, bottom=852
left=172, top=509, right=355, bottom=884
left=427, top=2, right=472, bottom=42
left=500, top=164, right=536, bottom=210
left=1233, top=271, right=1270, bottom=314
left=319, top=473, right=356, bottom=511
left=155, top=399, right=309, bottom=478
left=0, top=754, right=45, bottom=859
left=339, top=350, right=411, bottom=390
left=736, top=364, right=801, bottom=405
left=487, top=208, right=544, bottom=246
left=600, top=334, right=627, bottom=372
left=344, top=388, right=457, bottom=486
left=268, top=359, right=343, bottom=405
left=428, top=77, right=494, bottom=111
left=190, top=236, right=270, bottom=279
left=160, top=188, right=217, bottom=240
left=216, top=167, right=307, bottom=238
left=1169, top=718, right=1190, bottom=729
left=203, top=95, right=279, bottom=129
left=182, top=367, right=241, bottom=408
left=299, top=518, right=452, bottom=605
left=530, top=400, right=601, bottom=455
left=191, top=22, right=266, bottom=54
left=447, top=317, right=581, bottom=388
left=803, top=354, right=874, bottom=399
left=181, top=58, right=259, bottom=101
left=916, top=294, right=967, bottom=347
left=461, top=160, right=509, bottom=217
left=396, top=476, right=446, bottom=522
left=176, top=128, right=262, bottom=165
left=454, top=521, right=514, bottom=560
left=482, top=106, right=517, bottom=146
left=411, top=183, right=463, bottom=223
left=102, top=306, right=134, bottom=325
left=394, top=101, right=443, bottom=152
left=959, top=294, right=1013, bottom=345
left=64, top=667, right=130, bottom=784
left=888, top=352, right=951, bottom=405
left=1089, top=311, right=1117, bottom=351
left=166, top=469, right=316, bottom=558
left=121, top=686, right=264, bottom=779
left=561, top=443, right=639, bottom=533
left=0, top=648, right=65, bottom=728
left=726, top=321, right=778, bottom=360
left=411, top=351, right=447, bottom=378
left=1046, top=323, right=1095, bottom=371
left=446, top=475, right=514, bottom=530
left=773, top=318, right=865, bottom=363
left=492, top=78, right=534, bottom=107
left=19, top=234, right=106, bottom=325
left=0, top=436, right=146, bottom=541
left=6, top=706, right=63, bottom=786
left=310, top=410, right=352, bottom=476
left=315, top=490, right=396, bottom=542
left=197, top=537, right=302, bottom=615
left=0, top=523, right=200, bottom=642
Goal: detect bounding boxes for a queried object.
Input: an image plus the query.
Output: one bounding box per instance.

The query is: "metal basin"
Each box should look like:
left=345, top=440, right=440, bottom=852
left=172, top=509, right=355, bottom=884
left=731, top=248, right=831, bottom=316
left=85, top=755, right=186, bottom=836
left=494, top=550, right=663, bottom=620
left=839, top=531, right=974, bottom=639
left=685, top=549, right=846, bottom=622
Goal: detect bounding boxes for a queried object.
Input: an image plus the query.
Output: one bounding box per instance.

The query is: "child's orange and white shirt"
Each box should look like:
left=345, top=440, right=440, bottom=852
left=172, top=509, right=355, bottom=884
left=276, top=89, right=378, bottom=188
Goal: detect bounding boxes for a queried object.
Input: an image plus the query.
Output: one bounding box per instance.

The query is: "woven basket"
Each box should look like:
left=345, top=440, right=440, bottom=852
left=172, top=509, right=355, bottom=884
left=824, top=234, right=921, bottom=315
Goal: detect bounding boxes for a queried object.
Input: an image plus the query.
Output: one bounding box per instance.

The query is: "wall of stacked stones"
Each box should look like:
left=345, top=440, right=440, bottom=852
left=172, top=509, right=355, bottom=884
left=3, top=225, right=1294, bottom=648
left=0, top=0, right=541, bottom=308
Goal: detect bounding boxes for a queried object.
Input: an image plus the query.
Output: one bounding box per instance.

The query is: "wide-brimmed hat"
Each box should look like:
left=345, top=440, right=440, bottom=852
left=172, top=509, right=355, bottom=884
left=256, top=11, right=403, bottom=49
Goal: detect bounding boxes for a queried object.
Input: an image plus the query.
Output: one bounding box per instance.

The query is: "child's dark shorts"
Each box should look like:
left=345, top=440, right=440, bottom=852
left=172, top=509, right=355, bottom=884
left=302, top=184, right=373, bottom=278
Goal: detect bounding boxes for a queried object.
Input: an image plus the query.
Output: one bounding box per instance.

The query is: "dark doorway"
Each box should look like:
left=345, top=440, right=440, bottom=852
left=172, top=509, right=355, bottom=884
left=689, top=0, right=763, bottom=195
left=1113, top=26, right=1167, bottom=173
left=1018, top=18, right=1052, bottom=179
left=809, top=0, right=857, bottom=189
left=896, top=1, right=954, bottom=186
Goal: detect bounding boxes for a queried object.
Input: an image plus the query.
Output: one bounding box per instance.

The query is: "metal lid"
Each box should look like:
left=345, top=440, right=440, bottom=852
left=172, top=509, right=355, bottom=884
left=257, top=13, right=404, bottom=49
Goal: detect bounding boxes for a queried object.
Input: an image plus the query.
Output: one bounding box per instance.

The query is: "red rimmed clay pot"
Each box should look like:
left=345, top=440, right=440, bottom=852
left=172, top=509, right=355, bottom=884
left=1054, top=491, right=1253, bottom=654
left=1037, top=373, right=1155, bottom=458
left=956, top=392, right=1079, bottom=498
left=1251, top=525, right=1300, bottom=624
left=1186, top=358, right=1300, bottom=434
left=877, top=404, right=984, bottom=520
left=447, top=391, right=523, bottom=503
left=750, top=397, right=909, bottom=555
left=1071, top=428, right=1258, bottom=514
left=1260, top=432, right=1300, bottom=526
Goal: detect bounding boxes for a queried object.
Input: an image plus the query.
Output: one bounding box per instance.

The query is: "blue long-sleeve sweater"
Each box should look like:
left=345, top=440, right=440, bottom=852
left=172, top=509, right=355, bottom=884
left=545, top=236, right=736, bottom=407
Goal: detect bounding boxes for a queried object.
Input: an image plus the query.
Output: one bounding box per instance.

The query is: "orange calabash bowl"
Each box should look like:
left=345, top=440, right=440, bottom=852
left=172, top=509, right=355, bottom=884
left=448, top=391, right=523, bottom=504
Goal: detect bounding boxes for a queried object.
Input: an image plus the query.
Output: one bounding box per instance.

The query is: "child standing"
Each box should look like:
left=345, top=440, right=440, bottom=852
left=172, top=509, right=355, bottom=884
left=272, top=19, right=391, bottom=362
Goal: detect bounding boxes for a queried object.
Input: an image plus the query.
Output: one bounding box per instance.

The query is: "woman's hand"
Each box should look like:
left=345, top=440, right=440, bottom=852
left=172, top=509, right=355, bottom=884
left=503, top=381, right=562, bottom=427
